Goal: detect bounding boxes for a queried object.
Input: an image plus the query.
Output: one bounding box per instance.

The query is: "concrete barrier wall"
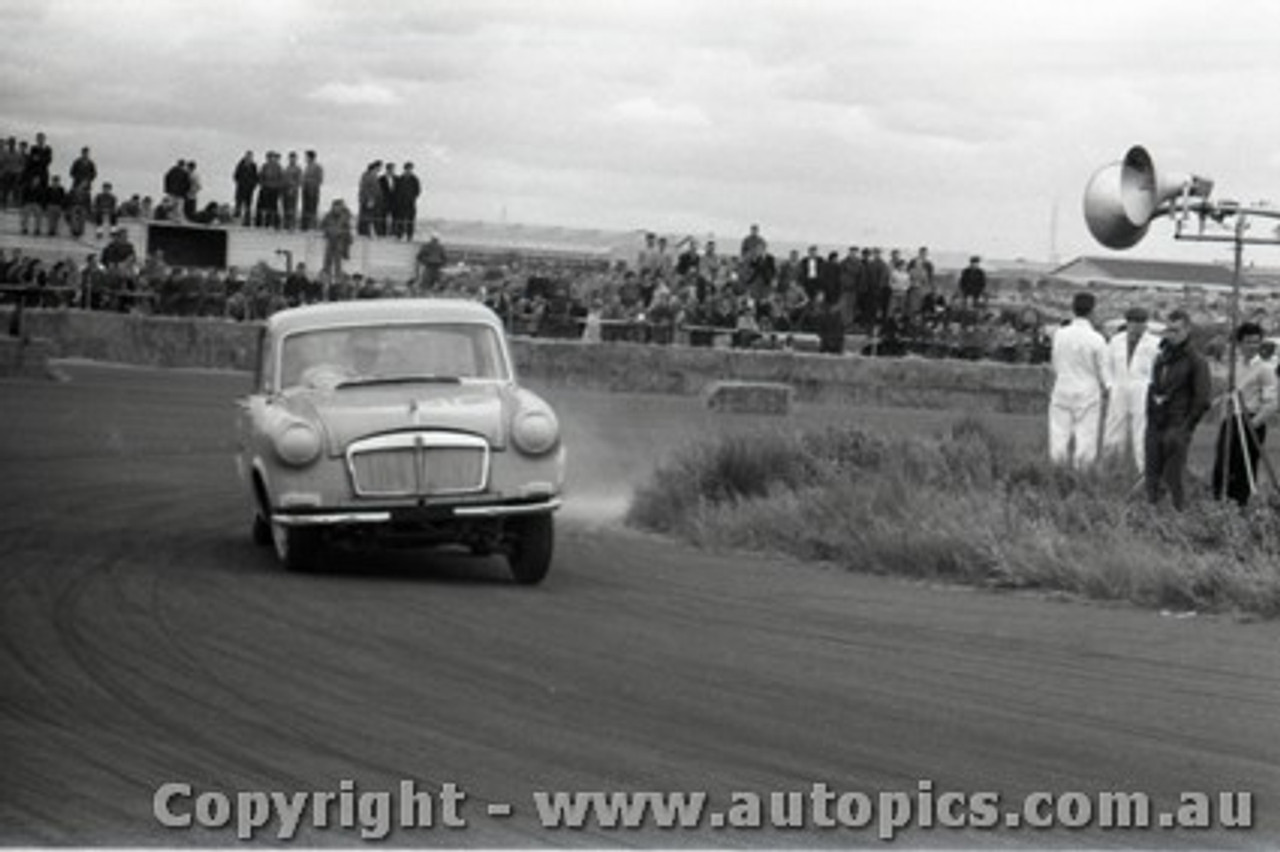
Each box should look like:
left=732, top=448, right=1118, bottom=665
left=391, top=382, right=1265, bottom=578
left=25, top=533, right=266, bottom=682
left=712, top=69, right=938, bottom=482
left=512, top=339, right=1052, bottom=412
left=5, top=308, right=1053, bottom=413
left=10, top=309, right=262, bottom=371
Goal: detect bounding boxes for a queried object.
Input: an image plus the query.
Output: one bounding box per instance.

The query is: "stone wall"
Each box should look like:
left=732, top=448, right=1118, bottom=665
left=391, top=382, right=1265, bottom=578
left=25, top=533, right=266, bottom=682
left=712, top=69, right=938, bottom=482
left=3, top=308, right=1053, bottom=412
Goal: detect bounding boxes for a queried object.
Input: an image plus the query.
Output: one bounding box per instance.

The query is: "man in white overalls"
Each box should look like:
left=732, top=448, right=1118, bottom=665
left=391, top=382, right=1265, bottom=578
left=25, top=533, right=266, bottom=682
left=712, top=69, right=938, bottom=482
left=1102, top=306, right=1162, bottom=473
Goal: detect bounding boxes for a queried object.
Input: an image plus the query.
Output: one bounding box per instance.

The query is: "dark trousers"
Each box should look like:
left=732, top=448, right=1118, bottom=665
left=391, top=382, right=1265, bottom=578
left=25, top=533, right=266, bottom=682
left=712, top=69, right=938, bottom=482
left=235, top=188, right=255, bottom=225
left=255, top=188, right=280, bottom=229
left=1212, top=414, right=1266, bottom=506
left=1145, top=426, right=1192, bottom=510
left=393, top=205, right=417, bottom=240
left=300, top=187, right=320, bottom=230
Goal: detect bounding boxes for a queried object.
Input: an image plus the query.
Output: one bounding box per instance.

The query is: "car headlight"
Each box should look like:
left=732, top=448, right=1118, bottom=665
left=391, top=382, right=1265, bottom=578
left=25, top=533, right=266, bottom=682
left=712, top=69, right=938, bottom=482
left=274, top=420, right=322, bottom=467
left=511, top=407, right=559, bottom=456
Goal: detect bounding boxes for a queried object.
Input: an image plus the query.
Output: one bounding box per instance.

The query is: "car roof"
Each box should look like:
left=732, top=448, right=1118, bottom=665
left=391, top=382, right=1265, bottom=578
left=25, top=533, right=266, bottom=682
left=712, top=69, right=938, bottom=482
left=267, top=298, right=503, bottom=337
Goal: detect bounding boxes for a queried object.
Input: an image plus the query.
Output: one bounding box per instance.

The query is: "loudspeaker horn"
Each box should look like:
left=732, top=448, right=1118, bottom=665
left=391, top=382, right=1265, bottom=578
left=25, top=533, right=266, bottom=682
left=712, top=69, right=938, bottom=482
left=1082, top=145, right=1214, bottom=249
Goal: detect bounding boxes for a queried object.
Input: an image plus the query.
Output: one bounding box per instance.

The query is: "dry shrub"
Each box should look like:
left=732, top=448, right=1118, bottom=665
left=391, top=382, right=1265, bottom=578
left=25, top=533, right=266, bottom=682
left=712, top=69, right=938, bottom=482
left=626, top=417, right=1280, bottom=618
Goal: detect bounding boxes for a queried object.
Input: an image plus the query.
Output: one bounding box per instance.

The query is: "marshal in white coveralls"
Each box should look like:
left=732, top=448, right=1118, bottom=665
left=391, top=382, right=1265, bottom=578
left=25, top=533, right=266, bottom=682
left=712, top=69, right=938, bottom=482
left=1049, top=316, right=1108, bottom=468
left=1101, top=326, right=1162, bottom=472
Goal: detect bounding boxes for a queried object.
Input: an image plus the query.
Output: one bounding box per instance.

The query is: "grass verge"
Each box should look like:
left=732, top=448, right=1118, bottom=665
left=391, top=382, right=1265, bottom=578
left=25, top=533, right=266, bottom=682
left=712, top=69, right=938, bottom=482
left=625, top=418, right=1280, bottom=618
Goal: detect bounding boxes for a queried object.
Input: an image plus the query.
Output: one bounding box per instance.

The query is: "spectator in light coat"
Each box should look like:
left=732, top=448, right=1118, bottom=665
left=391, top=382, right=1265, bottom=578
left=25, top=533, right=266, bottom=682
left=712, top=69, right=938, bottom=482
left=256, top=151, right=285, bottom=229
left=357, top=161, right=382, bottom=237
left=1101, top=306, right=1162, bottom=473
left=321, top=199, right=353, bottom=284
left=282, top=151, right=302, bottom=231
left=93, top=182, right=119, bottom=238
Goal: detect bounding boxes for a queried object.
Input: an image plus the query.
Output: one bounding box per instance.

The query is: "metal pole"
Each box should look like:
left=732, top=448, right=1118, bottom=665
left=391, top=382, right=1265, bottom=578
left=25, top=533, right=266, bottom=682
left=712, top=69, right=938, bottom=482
left=1227, top=214, right=1243, bottom=398
left=1223, top=217, right=1245, bottom=498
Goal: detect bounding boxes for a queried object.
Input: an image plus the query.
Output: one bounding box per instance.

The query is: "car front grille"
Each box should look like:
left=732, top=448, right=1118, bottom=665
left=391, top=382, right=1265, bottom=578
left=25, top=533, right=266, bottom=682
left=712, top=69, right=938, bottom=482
left=347, top=432, right=489, bottom=498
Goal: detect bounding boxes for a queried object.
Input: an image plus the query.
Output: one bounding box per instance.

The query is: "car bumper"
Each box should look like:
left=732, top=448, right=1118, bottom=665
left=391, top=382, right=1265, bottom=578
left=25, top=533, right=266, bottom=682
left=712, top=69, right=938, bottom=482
left=272, top=496, right=562, bottom=527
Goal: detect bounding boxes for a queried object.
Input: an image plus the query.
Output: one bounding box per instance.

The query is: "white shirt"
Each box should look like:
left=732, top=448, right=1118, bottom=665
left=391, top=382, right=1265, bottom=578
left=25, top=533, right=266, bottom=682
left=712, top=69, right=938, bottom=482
left=1051, top=317, right=1107, bottom=402
left=1102, top=329, right=1161, bottom=395
left=1235, top=355, right=1279, bottom=423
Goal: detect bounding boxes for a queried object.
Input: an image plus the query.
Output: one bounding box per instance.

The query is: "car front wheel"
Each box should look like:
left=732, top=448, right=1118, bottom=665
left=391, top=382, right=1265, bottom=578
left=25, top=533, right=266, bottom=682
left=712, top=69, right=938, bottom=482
left=506, top=513, right=553, bottom=585
left=272, top=521, right=322, bottom=572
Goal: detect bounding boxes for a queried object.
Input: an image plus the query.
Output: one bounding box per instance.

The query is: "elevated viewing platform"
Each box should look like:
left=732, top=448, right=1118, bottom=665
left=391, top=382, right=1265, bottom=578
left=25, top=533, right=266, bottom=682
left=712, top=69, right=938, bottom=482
left=0, top=211, right=635, bottom=280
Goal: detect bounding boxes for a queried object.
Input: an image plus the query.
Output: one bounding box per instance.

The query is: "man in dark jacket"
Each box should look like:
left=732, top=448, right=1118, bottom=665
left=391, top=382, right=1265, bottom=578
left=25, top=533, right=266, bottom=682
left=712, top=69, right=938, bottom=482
left=42, top=176, right=67, bottom=236
left=391, top=162, right=421, bottom=239
left=69, top=146, right=97, bottom=191
left=1145, top=309, right=1211, bottom=509
left=163, top=160, right=190, bottom=221
left=233, top=151, right=258, bottom=226
left=958, top=255, right=987, bottom=308
left=25, top=132, right=53, bottom=190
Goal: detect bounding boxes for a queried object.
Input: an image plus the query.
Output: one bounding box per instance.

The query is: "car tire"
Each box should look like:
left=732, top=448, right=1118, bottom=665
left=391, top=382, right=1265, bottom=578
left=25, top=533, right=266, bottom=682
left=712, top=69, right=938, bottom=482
left=252, top=513, right=272, bottom=547
left=506, top=513, right=553, bottom=585
left=272, top=522, right=322, bottom=572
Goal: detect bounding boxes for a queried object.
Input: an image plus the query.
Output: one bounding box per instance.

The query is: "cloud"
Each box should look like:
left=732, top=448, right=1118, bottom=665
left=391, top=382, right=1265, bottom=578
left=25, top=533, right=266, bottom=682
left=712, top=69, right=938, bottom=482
left=605, top=97, right=711, bottom=129
left=10, top=0, right=1280, bottom=263
left=307, top=81, right=403, bottom=107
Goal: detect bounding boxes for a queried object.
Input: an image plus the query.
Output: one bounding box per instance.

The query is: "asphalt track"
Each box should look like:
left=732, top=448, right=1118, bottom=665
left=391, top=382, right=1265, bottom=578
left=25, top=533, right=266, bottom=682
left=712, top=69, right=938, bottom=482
left=1, top=363, right=1277, bottom=848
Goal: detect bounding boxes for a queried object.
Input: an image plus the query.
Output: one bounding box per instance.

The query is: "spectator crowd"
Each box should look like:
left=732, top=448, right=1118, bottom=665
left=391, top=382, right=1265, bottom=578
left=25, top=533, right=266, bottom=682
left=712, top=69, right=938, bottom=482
left=1, top=128, right=430, bottom=241
left=2, top=128, right=1047, bottom=363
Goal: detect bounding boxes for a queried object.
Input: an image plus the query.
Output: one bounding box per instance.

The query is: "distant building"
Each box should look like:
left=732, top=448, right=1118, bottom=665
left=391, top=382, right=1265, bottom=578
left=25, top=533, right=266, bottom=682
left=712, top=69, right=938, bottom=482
left=1049, top=256, right=1240, bottom=291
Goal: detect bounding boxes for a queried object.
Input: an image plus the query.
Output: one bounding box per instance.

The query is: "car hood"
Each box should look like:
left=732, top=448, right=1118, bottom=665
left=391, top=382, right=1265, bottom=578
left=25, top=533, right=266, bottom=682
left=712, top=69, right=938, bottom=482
left=281, top=382, right=508, bottom=455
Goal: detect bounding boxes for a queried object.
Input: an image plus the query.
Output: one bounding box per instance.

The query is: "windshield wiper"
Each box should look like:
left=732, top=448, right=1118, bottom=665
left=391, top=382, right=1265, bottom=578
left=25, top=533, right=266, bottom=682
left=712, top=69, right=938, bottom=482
left=336, top=375, right=463, bottom=389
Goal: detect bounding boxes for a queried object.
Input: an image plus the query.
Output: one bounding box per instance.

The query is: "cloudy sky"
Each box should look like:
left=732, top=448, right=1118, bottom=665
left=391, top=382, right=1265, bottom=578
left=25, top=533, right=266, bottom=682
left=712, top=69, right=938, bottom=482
left=7, top=0, right=1280, bottom=264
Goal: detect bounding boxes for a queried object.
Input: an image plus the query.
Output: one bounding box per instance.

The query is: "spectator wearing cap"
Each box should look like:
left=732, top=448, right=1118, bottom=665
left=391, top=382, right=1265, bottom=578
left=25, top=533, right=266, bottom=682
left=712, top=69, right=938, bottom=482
left=1101, top=305, right=1161, bottom=473
left=69, top=146, right=97, bottom=192
left=1048, top=291, right=1107, bottom=469
left=1211, top=321, right=1278, bottom=506
left=415, top=232, right=447, bottom=291
left=740, top=223, right=766, bottom=261
left=282, top=151, right=303, bottom=231
left=233, top=150, right=258, bottom=226
left=392, top=162, right=421, bottom=240
left=300, top=150, right=324, bottom=231
left=321, top=199, right=354, bottom=285
left=958, top=255, right=987, bottom=309
left=101, top=226, right=137, bottom=271
left=256, top=151, right=285, bottom=229
left=357, top=161, right=382, bottom=237
left=93, top=181, right=119, bottom=238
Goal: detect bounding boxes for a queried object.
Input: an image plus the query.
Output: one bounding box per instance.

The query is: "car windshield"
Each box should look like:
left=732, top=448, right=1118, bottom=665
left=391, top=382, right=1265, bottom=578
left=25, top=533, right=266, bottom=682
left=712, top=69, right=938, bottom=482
left=278, top=322, right=509, bottom=390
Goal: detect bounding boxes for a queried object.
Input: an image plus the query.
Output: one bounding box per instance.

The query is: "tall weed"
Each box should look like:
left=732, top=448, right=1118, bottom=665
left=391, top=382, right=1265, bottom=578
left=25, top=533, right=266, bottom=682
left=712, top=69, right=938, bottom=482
left=625, top=418, right=1280, bottom=617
